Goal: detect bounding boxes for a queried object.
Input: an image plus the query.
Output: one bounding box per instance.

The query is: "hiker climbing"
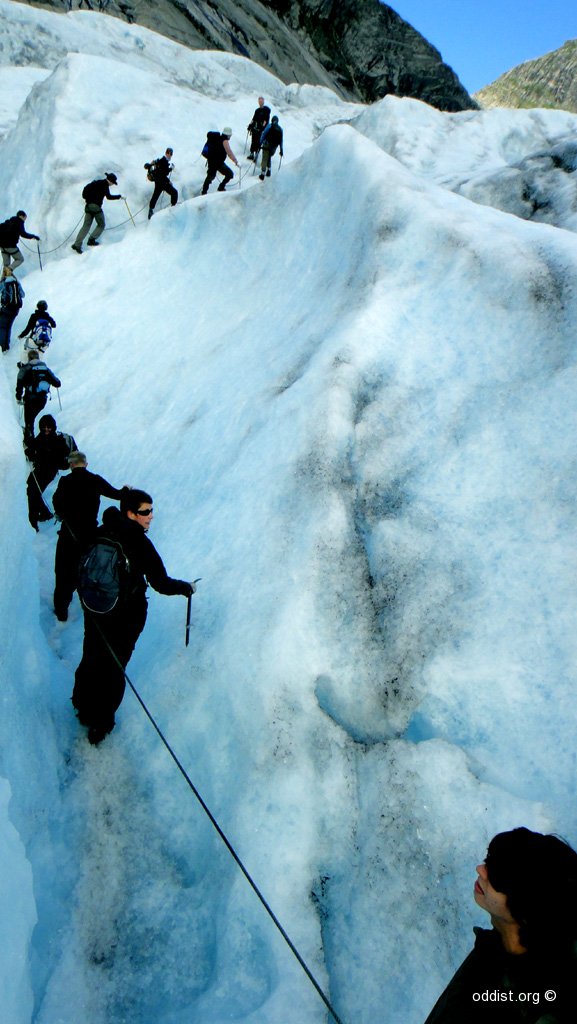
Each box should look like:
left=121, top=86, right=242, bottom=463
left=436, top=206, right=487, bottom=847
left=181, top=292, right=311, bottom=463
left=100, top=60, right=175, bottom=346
left=145, top=147, right=178, bottom=219
left=18, top=299, right=56, bottom=352
left=0, top=210, right=40, bottom=270
left=25, top=415, right=76, bottom=532
left=424, top=827, right=577, bottom=1023
left=72, top=172, right=122, bottom=253
left=247, top=96, right=270, bottom=162
left=15, top=349, right=61, bottom=445
left=73, top=487, right=196, bottom=745
left=201, top=128, right=239, bottom=195
left=52, top=450, right=123, bottom=622
left=259, top=116, right=283, bottom=181
left=0, top=265, right=24, bottom=353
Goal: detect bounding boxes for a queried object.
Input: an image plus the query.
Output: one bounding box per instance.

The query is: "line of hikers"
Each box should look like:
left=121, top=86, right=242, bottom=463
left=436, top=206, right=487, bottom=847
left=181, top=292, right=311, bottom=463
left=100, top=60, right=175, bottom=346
left=20, top=402, right=196, bottom=747
left=6, top=224, right=197, bottom=752
left=0, top=99, right=285, bottom=265
left=3, top=95, right=283, bottom=747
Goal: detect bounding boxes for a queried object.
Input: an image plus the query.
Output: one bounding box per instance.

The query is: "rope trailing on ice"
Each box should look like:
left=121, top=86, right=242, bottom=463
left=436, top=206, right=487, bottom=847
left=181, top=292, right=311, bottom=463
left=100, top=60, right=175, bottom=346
left=88, top=616, right=347, bottom=1024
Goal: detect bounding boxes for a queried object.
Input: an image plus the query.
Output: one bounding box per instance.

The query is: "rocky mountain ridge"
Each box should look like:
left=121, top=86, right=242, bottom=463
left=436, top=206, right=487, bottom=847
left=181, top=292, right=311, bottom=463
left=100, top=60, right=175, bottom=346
left=18, top=0, right=476, bottom=110
left=475, top=39, right=577, bottom=113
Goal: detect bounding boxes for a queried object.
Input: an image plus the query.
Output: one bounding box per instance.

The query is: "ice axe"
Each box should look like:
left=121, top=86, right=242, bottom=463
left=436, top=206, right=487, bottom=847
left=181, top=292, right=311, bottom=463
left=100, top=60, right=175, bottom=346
left=37, top=241, right=43, bottom=272
left=124, top=198, right=136, bottom=227
left=185, top=578, right=202, bottom=647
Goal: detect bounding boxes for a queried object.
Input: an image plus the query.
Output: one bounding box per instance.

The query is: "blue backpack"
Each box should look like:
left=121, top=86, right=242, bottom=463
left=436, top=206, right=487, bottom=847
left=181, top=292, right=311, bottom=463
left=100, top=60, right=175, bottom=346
left=31, top=318, right=52, bottom=349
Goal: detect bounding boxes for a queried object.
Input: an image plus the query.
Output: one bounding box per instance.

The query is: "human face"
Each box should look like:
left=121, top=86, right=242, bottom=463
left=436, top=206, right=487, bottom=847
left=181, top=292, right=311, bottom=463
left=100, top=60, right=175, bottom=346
left=474, top=863, right=516, bottom=925
left=132, top=504, right=154, bottom=532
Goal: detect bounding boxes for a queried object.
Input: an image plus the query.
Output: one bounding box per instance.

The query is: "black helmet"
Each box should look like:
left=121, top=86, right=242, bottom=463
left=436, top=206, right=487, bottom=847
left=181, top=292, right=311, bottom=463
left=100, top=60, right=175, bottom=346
left=37, top=300, right=48, bottom=311
left=105, top=172, right=118, bottom=184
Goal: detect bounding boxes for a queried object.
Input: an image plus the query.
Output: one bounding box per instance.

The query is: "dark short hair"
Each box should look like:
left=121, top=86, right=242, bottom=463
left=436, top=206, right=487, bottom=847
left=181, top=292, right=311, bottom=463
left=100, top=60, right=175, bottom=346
left=120, top=486, right=153, bottom=514
left=485, top=827, right=577, bottom=950
left=39, top=414, right=56, bottom=430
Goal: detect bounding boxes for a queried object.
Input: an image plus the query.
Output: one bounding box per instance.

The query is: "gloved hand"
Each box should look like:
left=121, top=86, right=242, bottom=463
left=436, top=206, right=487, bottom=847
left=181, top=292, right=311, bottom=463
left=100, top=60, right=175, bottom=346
left=181, top=580, right=196, bottom=597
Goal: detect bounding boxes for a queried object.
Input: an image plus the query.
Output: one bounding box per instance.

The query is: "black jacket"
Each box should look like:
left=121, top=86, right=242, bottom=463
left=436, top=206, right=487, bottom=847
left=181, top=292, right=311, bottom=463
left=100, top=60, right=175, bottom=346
left=53, top=468, right=122, bottom=541
left=424, top=927, right=577, bottom=1023
left=16, top=361, right=61, bottom=400
left=249, top=106, right=270, bottom=132
left=99, top=506, right=190, bottom=598
left=0, top=215, right=39, bottom=247
left=19, top=310, right=57, bottom=338
left=150, top=156, right=173, bottom=182
left=82, top=179, right=121, bottom=207
left=29, top=430, right=73, bottom=472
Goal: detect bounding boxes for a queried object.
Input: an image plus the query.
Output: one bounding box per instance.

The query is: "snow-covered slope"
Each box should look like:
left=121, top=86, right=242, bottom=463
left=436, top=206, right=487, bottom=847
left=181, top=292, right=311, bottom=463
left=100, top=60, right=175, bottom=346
left=354, top=95, right=577, bottom=231
left=1, top=3, right=577, bottom=1023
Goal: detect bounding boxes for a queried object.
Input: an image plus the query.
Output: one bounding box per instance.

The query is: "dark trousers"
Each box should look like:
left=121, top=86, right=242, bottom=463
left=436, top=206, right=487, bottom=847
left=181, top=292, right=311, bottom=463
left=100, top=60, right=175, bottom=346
left=27, top=464, right=58, bottom=527
left=149, top=178, right=178, bottom=212
left=54, top=526, right=94, bottom=616
left=0, top=308, right=17, bottom=351
left=202, top=162, right=234, bottom=194
left=250, top=128, right=262, bottom=156
left=23, top=394, right=48, bottom=444
left=72, top=597, right=148, bottom=732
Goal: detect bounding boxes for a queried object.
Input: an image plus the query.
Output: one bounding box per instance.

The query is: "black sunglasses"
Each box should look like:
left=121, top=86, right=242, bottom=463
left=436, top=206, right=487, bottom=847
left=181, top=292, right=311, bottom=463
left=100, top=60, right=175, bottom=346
left=136, top=507, right=153, bottom=516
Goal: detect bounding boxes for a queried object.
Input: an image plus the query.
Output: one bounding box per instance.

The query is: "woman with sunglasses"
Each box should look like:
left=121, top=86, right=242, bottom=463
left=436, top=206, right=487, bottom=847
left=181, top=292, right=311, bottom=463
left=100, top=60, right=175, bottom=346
left=72, top=486, right=196, bottom=746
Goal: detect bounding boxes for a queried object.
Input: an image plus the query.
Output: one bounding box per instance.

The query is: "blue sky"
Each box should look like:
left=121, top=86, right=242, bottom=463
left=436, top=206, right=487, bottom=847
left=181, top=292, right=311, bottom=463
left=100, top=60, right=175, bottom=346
left=388, top=0, right=576, bottom=93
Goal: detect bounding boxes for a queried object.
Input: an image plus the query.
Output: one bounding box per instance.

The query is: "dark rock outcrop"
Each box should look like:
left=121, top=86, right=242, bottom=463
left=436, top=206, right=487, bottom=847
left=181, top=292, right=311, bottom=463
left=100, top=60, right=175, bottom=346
left=20, top=0, right=476, bottom=111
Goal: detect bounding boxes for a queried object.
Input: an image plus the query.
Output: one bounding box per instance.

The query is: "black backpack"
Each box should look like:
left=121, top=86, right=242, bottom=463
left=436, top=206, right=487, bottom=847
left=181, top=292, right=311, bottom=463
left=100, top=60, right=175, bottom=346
left=78, top=537, right=131, bottom=614
left=82, top=180, right=102, bottom=204
left=1, top=280, right=22, bottom=309
left=26, top=363, right=52, bottom=396
left=265, top=124, right=282, bottom=148
left=202, top=132, right=223, bottom=161
left=144, top=159, right=159, bottom=182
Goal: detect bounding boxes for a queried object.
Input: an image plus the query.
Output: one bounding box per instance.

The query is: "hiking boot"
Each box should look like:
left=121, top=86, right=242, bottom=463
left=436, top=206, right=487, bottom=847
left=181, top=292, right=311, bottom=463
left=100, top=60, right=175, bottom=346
left=37, top=511, right=54, bottom=523
left=54, top=606, right=68, bottom=622
left=87, top=719, right=114, bottom=745
left=259, top=174, right=265, bottom=181
left=71, top=244, right=82, bottom=254
left=87, top=726, right=107, bottom=746
left=87, top=238, right=99, bottom=246
left=217, top=184, right=226, bottom=192
left=247, top=154, right=255, bottom=162
left=148, top=208, right=154, bottom=220
left=266, top=170, right=271, bottom=177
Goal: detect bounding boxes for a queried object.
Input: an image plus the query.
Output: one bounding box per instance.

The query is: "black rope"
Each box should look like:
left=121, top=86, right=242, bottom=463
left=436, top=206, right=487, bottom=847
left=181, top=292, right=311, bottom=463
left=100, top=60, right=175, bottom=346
left=86, top=612, right=346, bottom=1024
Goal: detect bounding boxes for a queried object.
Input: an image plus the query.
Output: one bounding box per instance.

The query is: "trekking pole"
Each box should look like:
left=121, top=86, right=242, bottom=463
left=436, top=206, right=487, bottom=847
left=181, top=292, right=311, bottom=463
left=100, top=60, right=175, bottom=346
left=56, top=388, right=62, bottom=411
left=124, top=198, right=136, bottom=227
left=243, top=130, right=249, bottom=155
left=185, top=578, right=202, bottom=647
left=37, top=241, right=43, bottom=272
